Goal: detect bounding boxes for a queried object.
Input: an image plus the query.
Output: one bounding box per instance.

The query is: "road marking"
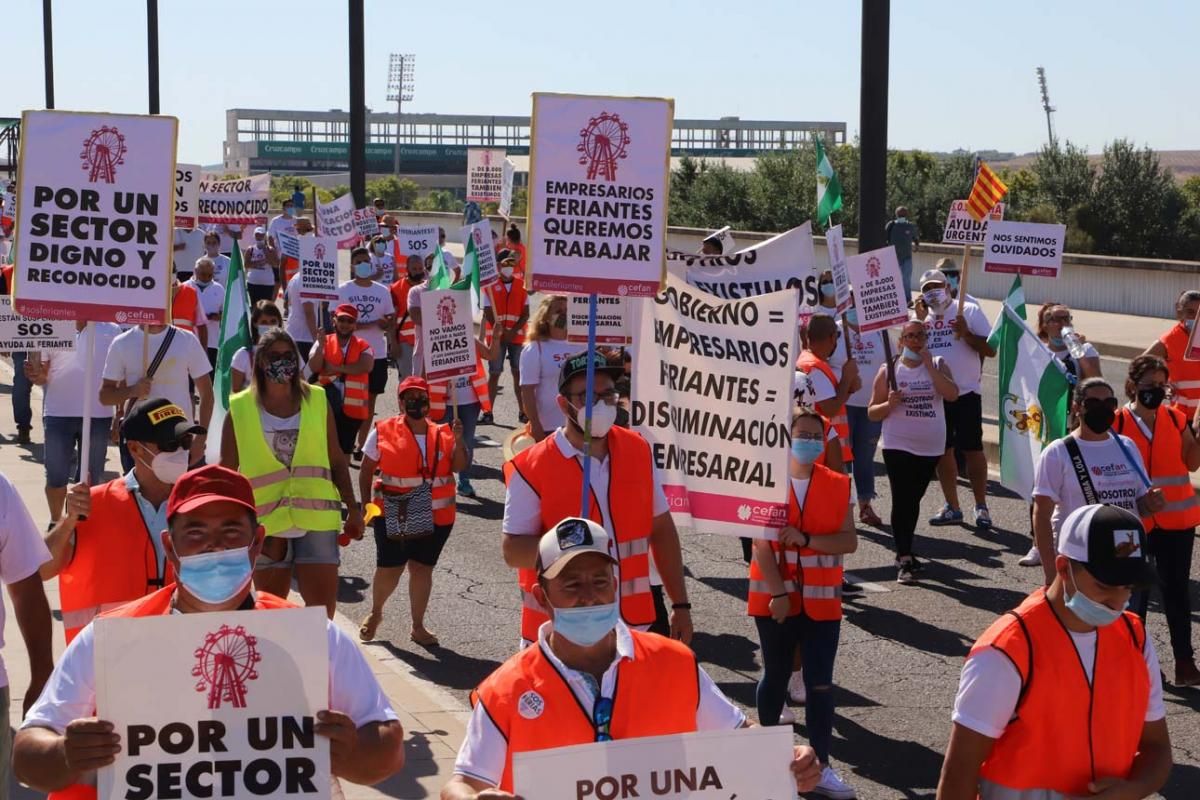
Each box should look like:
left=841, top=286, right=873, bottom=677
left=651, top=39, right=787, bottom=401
left=844, top=572, right=890, bottom=593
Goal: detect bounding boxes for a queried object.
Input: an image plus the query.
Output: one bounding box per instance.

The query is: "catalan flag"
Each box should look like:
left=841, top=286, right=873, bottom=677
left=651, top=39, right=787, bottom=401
left=966, top=161, right=1008, bottom=221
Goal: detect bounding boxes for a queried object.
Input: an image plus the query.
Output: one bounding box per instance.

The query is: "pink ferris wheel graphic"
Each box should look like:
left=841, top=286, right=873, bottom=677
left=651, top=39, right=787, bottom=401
left=192, top=624, right=261, bottom=710
left=577, top=112, right=630, bottom=181
left=79, top=126, right=127, bottom=184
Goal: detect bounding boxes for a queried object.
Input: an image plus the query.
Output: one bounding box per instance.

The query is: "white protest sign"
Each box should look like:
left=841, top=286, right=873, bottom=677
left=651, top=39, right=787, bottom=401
left=398, top=224, right=438, bottom=261
left=461, top=221, right=499, bottom=289
left=420, top=288, right=476, bottom=381
left=173, top=163, right=201, bottom=228
left=95, top=606, right=330, bottom=800
left=467, top=147, right=506, bottom=203
left=528, top=93, right=673, bottom=297
left=353, top=207, right=380, bottom=240
left=827, top=224, right=851, bottom=314
left=0, top=297, right=76, bottom=352
left=13, top=110, right=177, bottom=324
left=172, top=227, right=206, bottom=277
left=983, top=220, right=1067, bottom=278
left=197, top=172, right=270, bottom=226
left=275, top=229, right=301, bottom=261
left=676, top=222, right=820, bottom=306
left=633, top=273, right=796, bottom=538
left=846, top=245, right=909, bottom=334
left=942, top=198, right=1004, bottom=245
left=316, top=193, right=359, bottom=248
left=298, top=236, right=339, bottom=301
left=567, top=294, right=631, bottom=345
left=513, top=725, right=796, bottom=800
left=2, top=190, right=16, bottom=222
left=498, top=158, right=516, bottom=218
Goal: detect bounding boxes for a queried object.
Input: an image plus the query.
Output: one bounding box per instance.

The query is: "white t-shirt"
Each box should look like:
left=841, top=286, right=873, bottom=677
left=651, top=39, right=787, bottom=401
left=231, top=346, right=252, bottom=379
left=453, top=620, right=744, bottom=788
left=337, top=280, right=394, bottom=361
left=243, top=243, right=276, bottom=286
left=880, top=357, right=948, bottom=457
left=370, top=253, right=396, bottom=286
left=846, top=329, right=890, bottom=408
left=172, top=228, right=206, bottom=276
left=1033, top=435, right=1149, bottom=534
left=41, top=323, right=121, bottom=419
left=0, top=474, right=53, bottom=689
left=518, top=339, right=578, bottom=432
left=923, top=300, right=991, bottom=395
left=953, top=626, right=1165, bottom=740
left=795, top=361, right=837, bottom=408
left=285, top=274, right=319, bottom=344
left=267, top=214, right=297, bottom=247
left=102, top=326, right=212, bottom=420
left=185, top=278, right=226, bottom=350
left=1050, top=342, right=1100, bottom=381
left=407, top=283, right=428, bottom=373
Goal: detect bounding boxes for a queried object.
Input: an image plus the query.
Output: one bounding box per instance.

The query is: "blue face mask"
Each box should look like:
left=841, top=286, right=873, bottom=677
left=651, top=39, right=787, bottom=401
left=819, top=283, right=835, bottom=299
left=902, top=347, right=921, bottom=361
left=791, top=438, right=824, bottom=465
left=353, top=261, right=374, bottom=279
left=284, top=207, right=295, bottom=218
left=945, top=275, right=960, bottom=292
left=178, top=546, right=254, bottom=605
left=845, top=308, right=859, bottom=326
left=373, top=243, right=386, bottom=255
left=1064, top=562, right=1125, bottom=628
left=1050, top=335, right=1065, bottom=347
left=1186, top=319, right=1196, bottom=333
left=552, top=601, right=620, bottom=646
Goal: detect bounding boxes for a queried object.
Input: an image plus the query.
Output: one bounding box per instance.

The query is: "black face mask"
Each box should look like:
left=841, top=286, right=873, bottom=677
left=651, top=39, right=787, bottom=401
left=404, top=399, right=428, bottom=419
left=1082, top=404, right=1116, bottom=434
left=553, top=314, right=567, bottom=329
left=1137, top=386, right=1166, bottom=410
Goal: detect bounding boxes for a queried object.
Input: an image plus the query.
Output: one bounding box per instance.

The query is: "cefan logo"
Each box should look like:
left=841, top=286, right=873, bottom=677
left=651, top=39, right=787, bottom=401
left=737, top=505, right=752, bottom=521
left=577, top=112, right=630, bottom=182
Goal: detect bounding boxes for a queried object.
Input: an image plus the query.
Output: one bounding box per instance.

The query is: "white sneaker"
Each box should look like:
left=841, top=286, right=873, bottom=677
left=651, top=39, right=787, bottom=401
left=1018, top=545, right=1042, bottom=567
left=788, top=670, right=806, bottom=704
left=811, top=765, right=857, bottom=799
left=777, top=705, right=796, bottom=725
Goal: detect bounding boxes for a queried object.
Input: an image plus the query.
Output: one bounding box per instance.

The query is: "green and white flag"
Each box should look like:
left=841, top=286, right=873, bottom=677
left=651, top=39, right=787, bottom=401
left=204, top=243, right=251, bottom=464
left=988, top=276, right=1069, bottom=500
left=815, top=138, right=843, bottom=229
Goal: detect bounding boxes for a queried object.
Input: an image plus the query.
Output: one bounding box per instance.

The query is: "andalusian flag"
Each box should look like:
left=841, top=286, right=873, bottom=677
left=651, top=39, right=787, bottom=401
left=428, top=246, right=452, bottom=290
left=966, top=161, right=1008, bottom=221
left=204, top=244, right=251, bottom=464
left=815, top=138, right=843, bottom=228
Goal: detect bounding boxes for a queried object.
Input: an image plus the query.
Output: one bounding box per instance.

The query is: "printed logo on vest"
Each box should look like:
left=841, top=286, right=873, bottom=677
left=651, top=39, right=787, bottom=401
left=517, top=690, right=545, bottom=720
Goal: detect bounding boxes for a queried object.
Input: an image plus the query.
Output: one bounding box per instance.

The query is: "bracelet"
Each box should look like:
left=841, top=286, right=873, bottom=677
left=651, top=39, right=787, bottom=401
left=671, top=602, right=692, bottom=610
left=770, top=593, right=788, bottom=600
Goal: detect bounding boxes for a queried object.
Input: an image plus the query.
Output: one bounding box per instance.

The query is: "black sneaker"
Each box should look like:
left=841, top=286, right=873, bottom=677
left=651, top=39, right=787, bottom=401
left=896, top=561, right=917, bottom=585
left=910, top=556, right=927, bottom=573
left=841, top=580, right=864, bottom=596
left=519, top=412, right=529, bottom=424
left=479, top=411, right=495, bottom=425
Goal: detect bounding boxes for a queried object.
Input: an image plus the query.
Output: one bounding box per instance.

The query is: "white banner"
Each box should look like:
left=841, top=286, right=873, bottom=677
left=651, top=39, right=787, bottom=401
left=527, top=93, right=672, bottom=297
left=298, top=236, right=340, bottom=300
left=942, top=198, right=1004, bottom=245
left=676, top=222, right=820, bottom=306
left=316, top=193, right=359, bottom=248
left=983, top=220, right=1067, bottom=278
left=827, top=224, right=851, bottom=314
left=398, top=224, right=438, bottom=261
left=467, top=147, right=506, bottom=203
left=460, top=221, right=499, bottom=289
left=197, top=173, right=270, bottom=226
left=567, top=294, right=631, bottom=345
left=95, top=607, right=331, bottom=800
left=499, top=158, right=516, bottom=218
left=846, top=245, right=909, bottom=334
left=420, top=288, right=476, bottom=381
left=173, top=163, right=201, bottom=228
left=0, top=297, right=76, bottom=351
left=2, top=190, right=17, bottom=222
left=13, top=110, right=177, bottom=325
left=513, top=726, right=796, bottom=800
left=353, top=207, right=380, bottom=240
left=632, top=273, right=796, bottom=539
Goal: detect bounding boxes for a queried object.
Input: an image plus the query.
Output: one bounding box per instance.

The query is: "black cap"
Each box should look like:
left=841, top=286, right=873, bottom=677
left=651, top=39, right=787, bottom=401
left=557, top=351, right=624, bottom=393
left=122, top=398, right=205, bottom=448
left=1058, top=504, right=1159, bottom=588
left=497, top=248, right=517, bottom=264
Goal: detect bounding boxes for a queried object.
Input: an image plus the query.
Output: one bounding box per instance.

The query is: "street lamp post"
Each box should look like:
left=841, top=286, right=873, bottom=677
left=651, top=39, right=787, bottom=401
left=388, top=54, right=415, bottom=176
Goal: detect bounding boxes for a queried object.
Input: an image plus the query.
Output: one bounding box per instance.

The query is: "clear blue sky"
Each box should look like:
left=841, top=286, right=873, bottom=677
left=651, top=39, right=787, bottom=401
left=5, top=0, right=1197, bottom=165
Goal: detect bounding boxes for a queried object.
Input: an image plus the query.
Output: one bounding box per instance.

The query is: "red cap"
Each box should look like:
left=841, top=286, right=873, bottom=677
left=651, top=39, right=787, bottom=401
left=333, top=303, right=359, bottom=321
left=397, top=376, right=430, bottom=397
left=167, top=464, right=258, bottom=520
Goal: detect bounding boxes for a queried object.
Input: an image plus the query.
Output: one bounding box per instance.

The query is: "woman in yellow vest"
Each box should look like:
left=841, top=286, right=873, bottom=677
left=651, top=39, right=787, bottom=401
left=221, top=328, right=363, bottom=617
left=748, top=406, right=858, bottom=799
left=357, top=376, right=468, bottom=645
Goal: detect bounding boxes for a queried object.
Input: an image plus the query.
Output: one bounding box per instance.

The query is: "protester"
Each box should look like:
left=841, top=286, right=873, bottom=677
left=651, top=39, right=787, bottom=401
left=885, top=205, right=919, bottom=302
left=931, top=257, right=975, bottom=305
left=810, top=271, right=848, bottom=369
left=243, top=225, right=280, bottom=305
left=518, top=294, right=575, bottom=442
left=868, top=318, right=959, bottom=584
left=1037, top=302, right=1102, bottom=383
left=438, top=226, right=460, bottom=273
left=184, top=256, right=226, bottom=370
left=390, top=254, right=426, bottom=379
left=1115, top=355, right=1200, bottom=686
left=337, top=246, right=396, bottom=455
left=1, top=244, right=32, bottom=441
left=748, top=407, right=858, bottom=799
left=429, top=333, right=499, bottom=498
left=200, top=230, right=231, bottom=286
left=370, top=233, right=397, bottom=285
left=504, top=223, right=526, bottom=282
left=169, top=277, right=207, bottom=346
left=937, top=504, right=1171, bottom=800
left=798, top=315, right=859, bottom=469
left=222, top=328, right=362, bottom=617
left=442, top=517, right=821, bottom=799
left=373, top=196, right=387, bottom=222
left=15, top=465, right=406, bottom=793
left=843, top=299, right=890, bottom=526
left=268, top=197, right=299, bottom=248
left=1144, top=289, right=1200, bottom=419
left=480, top=250, right=529, bottom=425
left=309, top=304, right=376, bottom=455
left=284, top=266, right=321, bottom=366
left=357, top=377, right=467, bottom=645
left=292, top=183, right=306, bottom=209
left=230, top=301, right=285, bottom=393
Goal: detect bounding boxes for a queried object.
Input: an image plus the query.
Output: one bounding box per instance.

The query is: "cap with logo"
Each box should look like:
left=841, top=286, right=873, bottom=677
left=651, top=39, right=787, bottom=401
left=919, top=269, right=949, bottom=289
left=333, top=304, right=359, bottom=321
left=167, top=464, right=257, bottom=520
left=557, top=351, right=624, bottom=392
left=537, top=518, right=617, bottom=579
left=121, top=398, right=205, bottom=448
left=1057, top=504, right=1159, bottom=587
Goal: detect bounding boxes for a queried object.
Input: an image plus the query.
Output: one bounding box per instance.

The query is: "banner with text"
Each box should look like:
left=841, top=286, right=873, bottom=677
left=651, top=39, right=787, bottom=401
left=467, top=147, right=506, bottom=203
left=527, top=92, right=673, bottom=297
left=398, top=224, right=439, bottom=261
left=316, top=193, right=359, bottom=248
left=983, top=220, right=1067, bottom=278
left=499, top=158, right=516, bottom=217
left=942, top=198, right=1004, bottom=245
left=632, top=273, right=796, bottom=538
left=0, top=298, right=76, bottom=352
left=173, top=163, right=201, bottom=228
left=461, top=221, right=499, bottom=288
left=675, top=222, right=819, bottom=305
left=95, top=606, right=330, bottom=800
left=846, top=245, right=908, bottom=334
left=275, top=229, right=300, bottom=261
left=298, top=236, right=340, bottom=300
left=827, top=224, right=851, bottom=314
left=197, top=173, right=270, bottom=226
left=420, top=288, right=477, bottom=381
left=13, top=110, right=177, bottom=324
left=172, top=227, right=206, bottom=276
left=567, top=295, right=631, bottom=344
left=0, top=190, right=14, bottom=224
left=353, top=207, right=380, bottom=240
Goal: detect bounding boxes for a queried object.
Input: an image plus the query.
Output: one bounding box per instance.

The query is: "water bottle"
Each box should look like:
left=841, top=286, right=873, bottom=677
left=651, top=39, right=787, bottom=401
left=1061, top=326, right=1088, bottom=359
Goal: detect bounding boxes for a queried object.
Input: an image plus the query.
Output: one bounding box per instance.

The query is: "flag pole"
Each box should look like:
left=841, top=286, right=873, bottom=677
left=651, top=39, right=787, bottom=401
left=579, top=293, right=599, bottom=518
left=78, top=323, right=95, bottom=485
left=956, top=243, right=971, bottom=323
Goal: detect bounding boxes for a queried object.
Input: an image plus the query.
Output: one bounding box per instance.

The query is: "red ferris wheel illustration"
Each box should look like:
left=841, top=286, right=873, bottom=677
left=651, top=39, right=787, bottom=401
left=79, top=126, right=127, bottom=184
left=577, top=112, right=630, bottom=182
left=192, top=624, right=262, bottom=710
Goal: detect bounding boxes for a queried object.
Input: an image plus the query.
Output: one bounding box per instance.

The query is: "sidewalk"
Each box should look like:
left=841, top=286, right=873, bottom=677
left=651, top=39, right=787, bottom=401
left=0, top=356, right=467, bottom=799
left=972, top=296, right=1168, bottom=360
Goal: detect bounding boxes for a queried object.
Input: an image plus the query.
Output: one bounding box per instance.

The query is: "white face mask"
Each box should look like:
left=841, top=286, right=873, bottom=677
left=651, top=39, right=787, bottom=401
left=139, top=446, right=189, bottom=484
left=499, top=266, right=514, bottom=281
left=570, top=400, right=619, bottom=438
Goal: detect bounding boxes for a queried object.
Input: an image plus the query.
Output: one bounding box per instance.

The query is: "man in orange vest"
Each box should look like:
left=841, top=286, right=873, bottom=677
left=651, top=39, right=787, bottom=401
left=442, top=517, right=822, bottom=799
left=797, top=315, right=859, bottom=468
left=480, top=250, right=529, bottom=425
left=309, top=303, right=376, bottom=454
left=937, top=504, right=1173, bottom=800
left=503, top=352, right=692, bottom=647
left=169, top=277, right=207, bottom=347
left=14, top=464, right=406, bottom=796
left=1143, top=288, right=1200, bottom=421
left=389, top=254, right=426, bottom=379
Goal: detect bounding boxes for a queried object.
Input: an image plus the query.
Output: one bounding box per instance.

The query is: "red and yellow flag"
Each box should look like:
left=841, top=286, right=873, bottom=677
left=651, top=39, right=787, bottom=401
left=966, top=162, right=1008, bottom=221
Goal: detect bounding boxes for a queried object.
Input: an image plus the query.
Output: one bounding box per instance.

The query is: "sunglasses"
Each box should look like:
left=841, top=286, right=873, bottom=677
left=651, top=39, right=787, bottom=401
left=153, top=433, right=195, bottom=453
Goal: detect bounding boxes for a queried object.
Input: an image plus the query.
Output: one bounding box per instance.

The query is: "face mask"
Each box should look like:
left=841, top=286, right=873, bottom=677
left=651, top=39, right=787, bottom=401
left=353, top=261, right=373, bottom=279
left=551, top=600, right=619, bottom=646
left=819, top=282, right=835, bottom=299
left=408, top=271, right=425, bottom=283
left=845, top=308, right=858, bottom=326
left=284, top=207, right=295, bottom=218
left=256, top=324, right=276, bottom=338
left=902, top=347, right=921, bottom=361
left=194, top=279, right=211, bottom=288
left=571, top=400, right=618, bottom=438
left=1082, top=403, right=1115, bottom=434
left=381, top=227, right=393, bottom=237
left=255, top=237, right=265, bottom=246
left=945, top=275, right=960, bottom=292
left=791, top=438, right=824, bottom=465
left=264, top=355, right=298, bottom=383
left=140, top=447, right=189, bottom=484
left=923, top=289, right=950, bottom=311
left=500, top=267, right=514, bottom=281
left=373, top=243, right=386, bottom=255
left=1186, top=319, right=1196, bottom=332
left=1064, top=562, right=1125, bottom=627
left=178, top=546, right=254, bottom=606
left=1050, top=335, right=1065, bottom=347
left=404, top=398, right=428, bottom=419
left=1137, top=386, right=1166, bottom=410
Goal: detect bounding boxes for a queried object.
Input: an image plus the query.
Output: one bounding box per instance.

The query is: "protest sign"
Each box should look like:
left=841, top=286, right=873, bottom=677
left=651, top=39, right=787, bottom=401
left=173, top=163, right=201, bottom=228
left=513, top=725, right=796, bottom=800
left=827, top=224, right=851, bottom=314
left=398, top=224, right=438, bottom=261
left=0, top=297, right=76, bottom=352
left=315, top=193, right=359, bottom=248
left=197, top=173, right=270, bottom=226
left=983, top=220, right=1067, bottom=278
left=467, top=147, right=506, bottom=203
left=353, top=207, right=380, bottom=240
left=498, top=158, right=516, bottom=217
left=632, top=273, right=796, bottom=538
left=298, top=236, right=339, bottom=301
left=95, top=606, right=330, bottom=800
left=846, top=245, right=908, bottom=334
left=2, top=190, right=16, bottom=224
left=527, top=93, right=673, bottom=297
left=275, top=229, right=300, bottom=261
left=420, top=288, right=476, bottom=381
left=13, top=110, right=177, bottom=324
left=172, top=227, right=206, bottom=277
left=675, top=222, right=819, bottom=305
left=461, top=221, right=499, bottom=288
left=567, top=295, right=631, bottom=345
left=942, top=198, right=1004, bottom=245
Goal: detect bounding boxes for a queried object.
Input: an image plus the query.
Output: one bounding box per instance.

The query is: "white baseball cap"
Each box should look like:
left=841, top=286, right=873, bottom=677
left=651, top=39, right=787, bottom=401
left=919, top=269, right=949, bottom=289
left=253, top=226, right=266, bottom=236
left=1057, top=504, right=1158, bottom=587
left=537, top=518, right=617, bottom=579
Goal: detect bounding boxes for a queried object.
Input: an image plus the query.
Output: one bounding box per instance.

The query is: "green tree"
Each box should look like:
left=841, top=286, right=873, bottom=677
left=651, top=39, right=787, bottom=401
left=1030, top=141, right=1094, bottom=223
left=747, top=149, right=816, bottom=233
left=1083, top=139, right=1180, bottom=258
left=365, top=176, right=419, bottom=209
left=414, top=189, right=463, bottom=213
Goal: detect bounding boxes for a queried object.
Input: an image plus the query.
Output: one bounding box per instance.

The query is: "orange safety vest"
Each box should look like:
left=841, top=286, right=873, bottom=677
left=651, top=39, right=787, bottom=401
left=429, top=356, right=493, bottom=417
left=797, top=351, right=852, bottom=464
left=374, top=416, right=457, bottom=526
left=508, top=242, right=527, bottom=284
left=508, top=427, right=656, bottom=641
left=747, top=464, right=849, bottom=621
left=58, top=478, right=172, bottom=644
left=970, top=589, right=1149, bottom=798
left=1114, top=405, right=1200, bottom=531
left=281, top=255, right=300, bottom=286
left=471, top=628, right=699, bottom=793
left=49, top=585, right=297, bottom=800
left=1160, top=323, right=1200, bottom=414
left=391, top=275, right=417, bottom=345
left=171, top=283, right=200, bottom=333
left=487, top=281, right=528, bottom=346
left=317, top=334, right=371, bottom=419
